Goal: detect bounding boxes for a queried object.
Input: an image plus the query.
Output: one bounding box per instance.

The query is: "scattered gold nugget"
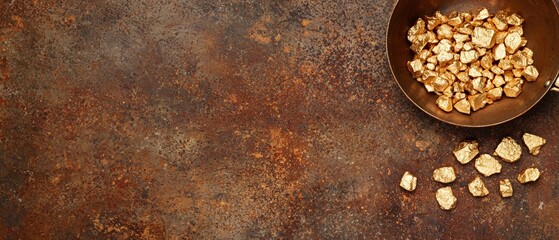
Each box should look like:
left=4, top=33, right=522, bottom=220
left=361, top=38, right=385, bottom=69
left=433, top=167, right=457, bottom=183
left=436, top=186, right=457, bottom=210
left=400, top=171, right=417, bottom=191
left=499, top=179, right=513, bottom=197
left=494, top=137, right=522, bottom=163
left=518, top=168, right=541, bottom=183
left=406, top=9, right=538, bottom=114
left=468, top=176, right=489, bottom=197
left=522, top=133, right=546, bottom=155
left=453, top=141, right=479, bottom=164
left=475, top=154, right=502, bottom=177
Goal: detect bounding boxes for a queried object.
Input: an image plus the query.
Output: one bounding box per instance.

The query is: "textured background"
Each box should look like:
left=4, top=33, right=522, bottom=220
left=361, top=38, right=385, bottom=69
left=0, top=0, right=558, bottom=239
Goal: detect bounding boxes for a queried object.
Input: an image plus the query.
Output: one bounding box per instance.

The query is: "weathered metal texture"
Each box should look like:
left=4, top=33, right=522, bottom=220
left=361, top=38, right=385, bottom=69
left=0, top=0, right=558, bottom=239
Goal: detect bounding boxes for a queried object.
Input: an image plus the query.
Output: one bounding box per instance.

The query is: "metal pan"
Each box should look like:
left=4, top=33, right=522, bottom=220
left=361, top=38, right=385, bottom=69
left=386, top=0, right=559, bottom=127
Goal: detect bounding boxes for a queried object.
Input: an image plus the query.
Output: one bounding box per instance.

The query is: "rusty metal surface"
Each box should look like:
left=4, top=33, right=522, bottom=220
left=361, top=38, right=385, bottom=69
left=0, top=0, right=558, bottom=239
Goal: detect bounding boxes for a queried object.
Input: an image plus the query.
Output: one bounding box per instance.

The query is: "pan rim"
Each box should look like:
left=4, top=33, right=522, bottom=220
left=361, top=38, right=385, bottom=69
left=385, top=0, right=559, bottom=128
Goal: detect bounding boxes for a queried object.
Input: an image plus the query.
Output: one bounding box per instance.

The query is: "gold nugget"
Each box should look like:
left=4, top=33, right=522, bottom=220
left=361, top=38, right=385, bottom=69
left=472, top=27, right=495, bottom=48
left=518, top=168, right=540, bottom=183
left=436, top=96, right=453, bottom=112
left=475, top=154, right=502, bottom=177
left=499, top=179, right=513, bottom=197
left=436, top=186, right=457, bottom=210
left=522, top=133, right=546, bottom=155
left=400, top=171, right=417, bottom=191
left=453, top=141, right=479, bottom=164
left=522, top=65, right=539, bottom=82
left=468, top=176, right=489, bottom=197
left=433, top=167, right=457, bottom=183
left=494, top=137, right=522, bottom=163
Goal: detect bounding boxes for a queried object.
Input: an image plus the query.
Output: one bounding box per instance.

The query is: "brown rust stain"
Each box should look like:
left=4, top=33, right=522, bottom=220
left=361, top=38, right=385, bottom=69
left=0, top=0, right=558, bottom=239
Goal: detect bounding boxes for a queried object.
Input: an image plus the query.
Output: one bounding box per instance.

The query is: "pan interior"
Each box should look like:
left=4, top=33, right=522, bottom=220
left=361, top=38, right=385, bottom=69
left=387, top=0, right=559, bottom=127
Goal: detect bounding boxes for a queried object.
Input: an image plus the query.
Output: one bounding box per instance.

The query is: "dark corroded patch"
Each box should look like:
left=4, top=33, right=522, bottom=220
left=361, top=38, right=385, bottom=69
left=0, top=0, right=558, bottom=239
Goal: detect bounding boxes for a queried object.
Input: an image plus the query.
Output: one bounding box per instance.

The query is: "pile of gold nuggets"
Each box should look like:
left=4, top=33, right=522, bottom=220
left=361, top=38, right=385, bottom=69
left=399, top=133, right=546, bottom=210
left=406, top=8, right=539, bottom=114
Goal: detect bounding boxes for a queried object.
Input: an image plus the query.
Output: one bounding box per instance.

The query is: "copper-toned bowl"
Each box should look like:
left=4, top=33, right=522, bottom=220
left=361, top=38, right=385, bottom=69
left=387, top=0, right=559, bottom=127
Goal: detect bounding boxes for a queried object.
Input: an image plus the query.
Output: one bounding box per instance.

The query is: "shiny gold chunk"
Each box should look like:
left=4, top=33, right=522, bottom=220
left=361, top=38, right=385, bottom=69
left=487, top=87, right=503, bottom=100
left=435, top=11, right=449, bottom=24
left=480, top=55, right=493, bottom=69
left=410, top=33, right=430, bottom=53
left=520, top=38, right=528, bottom=47
left=503, top=71, right=514, bottom=82
left=470, top=77, right=485, bottom=92
left=472, top=27, right=496, bottom=48
left=454, top=98, right=471, bottom=114
left=475, top=8, right=490, bottom=21
left=453, top=33, right=470, bottom=43
left=426, top=31, right=439, bottom=44
left=494, top=31, right=508, bottom=44
left=468, top=93, right=487, bottom=111
left=447, top=61, right=461, bottom=74
left=448, top=15, right=463, bottom=27
left=433, top=167, right=457, bottom=183
left=426, top=16, right=441, bottom=31
left=437, top=24, right=454, bottom=39
left=400, top=171, right=417, bottom=191
left=476, top=47, right=487, bottom=56
left=426, top=63, right=436, bottom=70
left=453, top=141, right=479, bottom=164
left=437, top=51, right=454, bottom=65
left=433, top=39, right=453, bottom=54
left=436, top=95, right=453, bottom=112
left=475, top=154, right=502, bottom=177
left=461, top=12, right=473, bottom=22
left=482, top=70, right=494, bottom=80
left=512, top=69, right=523, bottom=78
left=457, top=26, right=474, bottom=35
left=416, top=49, right=431, bottom=62
left=427, top=55, right=438, bottom=64
left=468, top=176, right=489, bottom=197
left=422, top=70, right=437, bottom=81
left=522, top=47, right=533, bottom=59
left=463, top=42, right=474, bottom=51
left=454, top=41, right=464, bottom=52
left=436, top=187, right=457, bottom=210
left=507, top=13, right=525, bottom=26
left=456, top=72, right=470, bottom=82
left=460, top=50, right=479, bottom=64
left=499, top=59, right=513, bottom=71
left=505, top=32, right=522, bottom=54
left=493, top=43, right=507, bottom=60
left=407, top=59, right=424, bottom=78
left=468, top=66, right=483, bottom=78
left=508, top=25, right=524, bottom=37
left=494, top=137, right=522, bottom=163
left=518, top=168, right=540, bottom=183
left=492, top=12, right=509, bottom=31
left=522, top=65, right=539, bottom=82
left=499, top=179, right=513, bottom=197
left=408, top=18, right=426, bottom=42
left=504, top=78, right=523, bottom=97
left=522, top=133, right=546, bottom=155
left=493, top=75, right=505, bottom=87
left=484, top=79, right=495, bottom=91
left=491, top=66, right=505, bottom=75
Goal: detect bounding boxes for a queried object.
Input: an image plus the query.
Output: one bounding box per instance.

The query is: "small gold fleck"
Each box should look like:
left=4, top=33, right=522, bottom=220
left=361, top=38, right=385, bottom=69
left=494, top=137, right=522, bottom=163
left=400, top=171, right=417, bottom=191
left=436, top=186, right=457, bottom=210
left=522, top=133, right=546, bottom=155
left=522, top=65, right=539, bottom=82
left=474, top=154, right=502, bottom=177
left=518, top=168, right=540, bottom=184
left=499, top=179, right=513, bottom=197
left=468, top=176, right=489, bottom=197
left=433, top=167, right=457, bottom=183
left=453, top=141, right=479, bottom=164
left=436, top=95, right=454, bottom=112
left=472, top=27, right=495, bottom=48
left=454, top=98, right=471, bottom=114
